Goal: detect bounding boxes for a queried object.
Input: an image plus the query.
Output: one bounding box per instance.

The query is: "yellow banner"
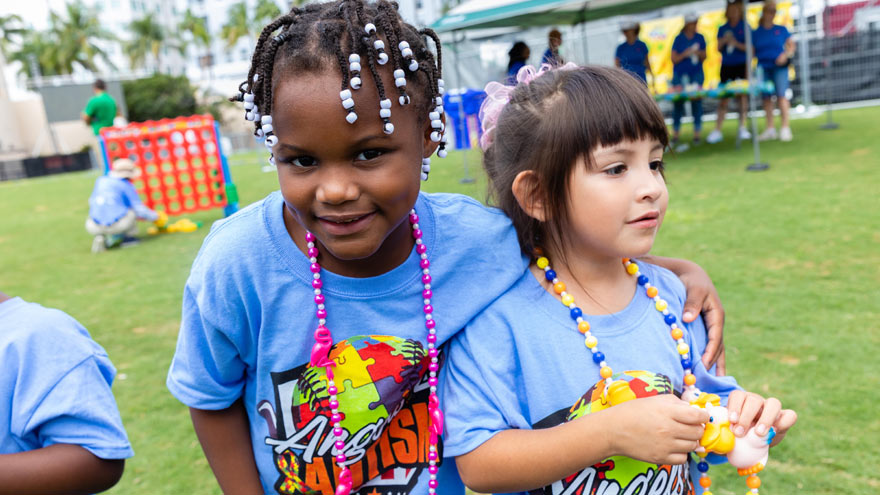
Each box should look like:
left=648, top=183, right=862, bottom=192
left=640, top=2, right=794, bottom=94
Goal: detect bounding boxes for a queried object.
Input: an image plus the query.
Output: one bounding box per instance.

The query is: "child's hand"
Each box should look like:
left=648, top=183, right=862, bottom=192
left=605, top=395, right=709, bottom=465
left=726, top=390, right=797, bottom=447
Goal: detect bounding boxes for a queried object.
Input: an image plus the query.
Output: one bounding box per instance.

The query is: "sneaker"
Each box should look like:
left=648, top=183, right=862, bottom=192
left=738, top=126, right=752, bottom=140
left=91, top=235, right=106, bottom=253
left=120, top=236, right=141, bottom=248
left=758, top=127, right=778, bottom=141
left=780, top=127, right=793, bottom=142
left=706, top=129, right=723, bottom=144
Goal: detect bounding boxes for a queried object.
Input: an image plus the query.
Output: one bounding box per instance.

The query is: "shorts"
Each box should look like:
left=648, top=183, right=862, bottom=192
left=720, top=64, right=747, bottom=83
left=761, top=65, right=790, bottom=99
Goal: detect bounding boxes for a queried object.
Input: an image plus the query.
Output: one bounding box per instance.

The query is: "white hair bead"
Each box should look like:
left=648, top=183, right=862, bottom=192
left=429, top=111, right=440, bottom=121
left=268, top=155, right=276, bottom=166
left=373, top=39, right=385, bottom=50
left=244, top=101, right=254, bottom=110
left=265, top=135, right=278, bottom=146
left=261, top=115, right=272, bottom=125
left=383, top=122, right=394, bottom=134
left=379, top=108, right=391, bottom=118
left=401, top=48, right=413, bottom=58
left=349, top=62, right=361, bottom=72
left=378, top=53, right=388, bottom=65
left=365, top=23, right=376, bottom=34
left=398, top=41, right=410, bottom=50
left=342, top=98, right=355, bottom=109
left=438, top=148, right=447, bottom=158
left=435, top=97, right=443, bottom=105
left=349, top=53, right=360, bottom=63
left=262, top=124, right=273, bottom=134
left=409, top=60, right=419, bottom=72
left=253, top=73, right=259, bottom=82
left=436, top=105, right=444, bottom=114
left=399, top=95, right=410, bottom=105
left=421, top=172, right=429, bottom=181
left=340, top=89, right=352, bottom=100
left=380, top=99, right=392, bottom=109
left=346, top=112, right=358, bottom=124
left=393, top=69, right=405, bottom=79
left=255, top=127, right=264, bottom=137
left=430, top=131, right=441, bottom=142
left=439, top=86, right=445, bottom=95
left=438, top=79, right=445, bottom=88
left=246, top=111, right=254, bottom=121
left=395, top=77, right=406, bottom=88
left=244, top=93, right=255, bottom=102
left=431, top=119, right=443, bottom=129
left=350, top=77, right=362, bottom=89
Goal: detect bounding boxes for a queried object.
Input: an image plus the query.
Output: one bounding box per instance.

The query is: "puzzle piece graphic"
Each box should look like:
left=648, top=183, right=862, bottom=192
left=370, top=374, right=414, bottom=413
left=329, top=344, right=376, bottom=394
left=337, top=378, right=387, bottom=431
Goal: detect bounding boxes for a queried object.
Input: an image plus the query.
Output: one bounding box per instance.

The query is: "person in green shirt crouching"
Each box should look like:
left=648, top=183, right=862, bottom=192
left=81, top=79, right=117, bottom=136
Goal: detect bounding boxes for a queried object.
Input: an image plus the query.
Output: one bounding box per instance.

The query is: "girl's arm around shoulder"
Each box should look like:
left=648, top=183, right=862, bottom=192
left=454, top=395, right=710, bottom=493
left=0, top=445, right=124, bottom=495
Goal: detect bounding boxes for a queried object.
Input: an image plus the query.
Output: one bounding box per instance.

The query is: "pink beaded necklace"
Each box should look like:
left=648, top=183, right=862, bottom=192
left=306, top=209, right=444, bottom=495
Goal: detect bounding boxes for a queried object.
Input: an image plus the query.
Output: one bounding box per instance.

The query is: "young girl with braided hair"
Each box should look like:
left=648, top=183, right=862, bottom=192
left=167, top=2, right=731, bottom=493
left=440, top=65, right=797, bottom=495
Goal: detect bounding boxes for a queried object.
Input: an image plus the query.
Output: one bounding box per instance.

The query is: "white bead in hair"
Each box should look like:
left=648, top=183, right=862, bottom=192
left=365, top=23, right=376, bottom=34
left=342, top=98, right=355, bottom=109
left=438, top=79, right=445, bottom=89
left=244, top=101, right=254, bottom=110
left=378, top=53, right=389, bottom=65
left=346, top=112, right=358, bottom=124
left=429, top=111, right=440, bottom=121
left=351, top=77, right=362, bottom=89
left=261, top=115, right=272, bottom=125
left=401, top=48, right=413, bottom=58
left=399, top=41, right=410, bottom=50
left=380, top=108, right=391, bottom=118
left=268, top=155, right=276, bottom=166
left=244, top=93, right=255, bottom=102
left=409, top=60, right=419, bottom=72
left=431, top=119, right=443, bottom=129
left=435, top=97, right=443, bottom=106
left=349, top=53, right=360, bottom=63
left=349, top=62, right=361, bottom=72
left=262, top=124, right=273, bottom=134
left=374, top=39, right=385, bottom=50
left=430, top=131, right=441, bottom=142
left=380, top=99, right=392, bottom=109
left=246, top=111, right=255, bottom=121
left=340, top=89, right=352, bottom=100
left=437, top=148, right=448, bottom=158
left=255, top=128, right=264, bottom=137
left=436, top=105, right=444, bottom=114
left=421, top=172, right=429, bottom=181
left=421, top=157, right=431, bottom=179
left=253, top=73, right=259, bottom=82
left=393, top=69, right=405, bottom=79
left=383, top=122, right=394, bottom=134
left=399, top=95, right=410, bottom=106
left=395, top=77, right=406, bottom=88
left=265, top=135, right=278, bottom=146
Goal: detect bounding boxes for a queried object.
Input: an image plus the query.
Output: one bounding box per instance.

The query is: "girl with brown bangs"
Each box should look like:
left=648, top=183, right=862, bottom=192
left=440, top=65, right=796, bottom=495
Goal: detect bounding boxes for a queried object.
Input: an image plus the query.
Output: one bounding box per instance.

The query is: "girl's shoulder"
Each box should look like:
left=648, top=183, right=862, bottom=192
left=193, top=191, right=280, bottom=267
left=639, top=261, right=687, bottom=303
left=419, top=191, right=515, bottom=239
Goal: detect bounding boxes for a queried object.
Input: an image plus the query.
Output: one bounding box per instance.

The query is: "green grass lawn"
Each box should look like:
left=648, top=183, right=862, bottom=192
left=1, top=107, right=878, bottom=494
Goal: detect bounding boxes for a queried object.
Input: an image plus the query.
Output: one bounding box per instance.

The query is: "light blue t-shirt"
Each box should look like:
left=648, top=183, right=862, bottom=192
left=753, top=24, right=791, bottom=69
left=167, top=190, right=528, bottom=495
left=88, top=175, right=158, bottom=226
left=0, top=297, right=133, bottom=460
left=441, top=263, right=739, bottom=495
left=672, top=32, right=707, bottom=80
left=717, top=21, right=749, bottom=66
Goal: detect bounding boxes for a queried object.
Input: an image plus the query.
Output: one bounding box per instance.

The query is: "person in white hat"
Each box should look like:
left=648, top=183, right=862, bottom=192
left=85, top=158, right=159, bottom=252
left=670, top=12, right=707, bottom=147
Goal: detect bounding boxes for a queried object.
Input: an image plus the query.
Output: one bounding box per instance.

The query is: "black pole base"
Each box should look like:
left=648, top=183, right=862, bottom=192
left=459, top=177, right=476, bottom=184
left=819, top=122, right=839, bottom=130
left=746, top=163, right=770, bottom=172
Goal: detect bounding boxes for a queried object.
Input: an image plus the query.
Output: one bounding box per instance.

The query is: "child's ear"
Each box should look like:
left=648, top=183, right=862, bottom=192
left=421, top=112, right=445, bottom=158
left=512, top=170, right=547, bottom=222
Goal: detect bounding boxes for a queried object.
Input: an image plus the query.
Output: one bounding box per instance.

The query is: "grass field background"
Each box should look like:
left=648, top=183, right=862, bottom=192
left=1, top=107, right=878, bottom=494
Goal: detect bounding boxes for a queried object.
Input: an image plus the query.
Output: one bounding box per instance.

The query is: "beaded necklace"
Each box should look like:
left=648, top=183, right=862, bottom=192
left=307, top=209, right=444, bottom=495
left=535, top=254, right=767, bottom=495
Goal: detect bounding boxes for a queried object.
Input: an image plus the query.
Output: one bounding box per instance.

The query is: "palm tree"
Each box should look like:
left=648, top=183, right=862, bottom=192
left=221, top=2, right=251, bottom=50
left=0, top=14, right=25, bottom=58
left=254, top=0, right=282, bottom=27
left=48, top=1, right=116, bottom=73
left=8, top=31, right=64, bottom=78
left=126, top=13, right=166, bottom=71
left=179, top=10, right=213, bottom=75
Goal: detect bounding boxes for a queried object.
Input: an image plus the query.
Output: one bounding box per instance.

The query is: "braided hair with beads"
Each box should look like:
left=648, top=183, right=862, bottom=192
left=232, top=0, right=447, bottom=180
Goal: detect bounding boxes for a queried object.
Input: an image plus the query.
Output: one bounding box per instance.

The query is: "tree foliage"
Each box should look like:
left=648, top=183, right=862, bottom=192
left=122, top=73, right=231, bottom=124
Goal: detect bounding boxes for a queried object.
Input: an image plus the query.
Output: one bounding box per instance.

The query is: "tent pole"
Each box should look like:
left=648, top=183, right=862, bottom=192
left=452, top=31, right=475, bottom=184
left=819, top=0, right=838, bottom=130
left=796, top=0, right=813, bottom=108
left=744, top=8, right=769, bottom=172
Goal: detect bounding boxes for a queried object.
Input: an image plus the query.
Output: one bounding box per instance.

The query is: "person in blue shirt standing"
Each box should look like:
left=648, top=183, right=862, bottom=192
left=753, top=0, right=796, bottom=142
left=507, top=41, right=531, bottom=83
left=670, top=13, right=707, bottom=147
left=85, top=158, right=159, bottom=253
left=707, top=0, right=752, bottom=144
left=0, top=290, right=133, bottom=493
left=542, top=29, right=564, bottom=66
left=615, top=20, right=653, bottom=86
